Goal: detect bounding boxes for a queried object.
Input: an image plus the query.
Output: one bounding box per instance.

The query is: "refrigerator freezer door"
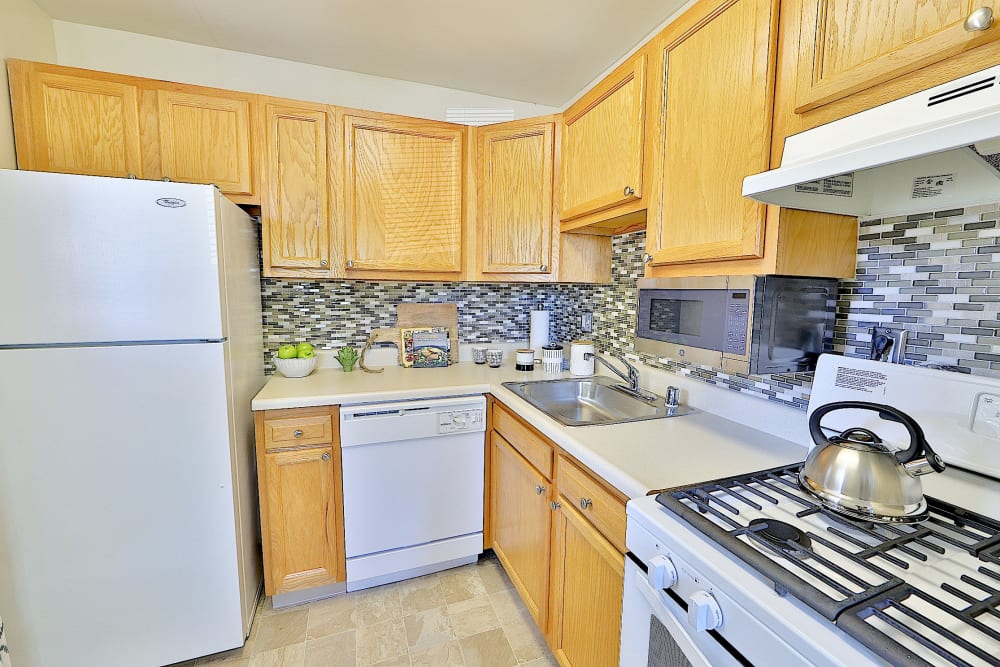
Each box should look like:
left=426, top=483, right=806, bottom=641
left=0, top=170, right=227, bottom=345
left=0, top=343, right=245, bottom=667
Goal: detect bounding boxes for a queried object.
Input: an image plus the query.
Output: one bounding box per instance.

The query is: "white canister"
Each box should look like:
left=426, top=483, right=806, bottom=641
left=541, top=344, right=563, bottom=373
left=570, top=340, right=595, bottom=376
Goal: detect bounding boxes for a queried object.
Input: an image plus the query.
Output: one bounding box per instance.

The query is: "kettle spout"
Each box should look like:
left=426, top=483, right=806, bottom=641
left=904, top=454, right=946, bottom=477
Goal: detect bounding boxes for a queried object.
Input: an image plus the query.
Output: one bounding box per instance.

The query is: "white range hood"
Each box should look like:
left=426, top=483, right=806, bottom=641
left=743, top=64, right=1000, bottom=218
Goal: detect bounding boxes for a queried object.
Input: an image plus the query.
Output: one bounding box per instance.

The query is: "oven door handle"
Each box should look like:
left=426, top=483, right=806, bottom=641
left=634, top=570, right=715, bottom=667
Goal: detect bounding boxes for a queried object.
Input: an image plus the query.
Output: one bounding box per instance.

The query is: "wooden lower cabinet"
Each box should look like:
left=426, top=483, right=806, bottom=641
left=490, top=431, right=552, bottom=627
left=255, top=406, right=346, bottom=596
left=549, top=501, right=625, bottom=667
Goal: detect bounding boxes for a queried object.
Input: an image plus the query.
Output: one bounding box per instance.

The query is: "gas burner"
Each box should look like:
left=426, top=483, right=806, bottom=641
left=748, top=518, right=812, bottom=555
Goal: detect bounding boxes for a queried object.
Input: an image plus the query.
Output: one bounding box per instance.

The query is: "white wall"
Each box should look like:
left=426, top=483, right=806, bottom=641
left=0, top=0, right=56, bottom=168
left=52, top=21, right=557, bottom=121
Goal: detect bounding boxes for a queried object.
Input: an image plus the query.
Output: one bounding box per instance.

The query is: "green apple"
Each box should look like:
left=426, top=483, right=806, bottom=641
left=297, top=347, right=316, bottom=359
left=296, top=342, right=314, bottom=354
left=277, top=344, right=298, bottom=359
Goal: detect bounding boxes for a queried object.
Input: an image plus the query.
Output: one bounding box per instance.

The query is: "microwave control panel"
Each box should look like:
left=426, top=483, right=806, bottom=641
left=723, top=291, right=750, bottom=355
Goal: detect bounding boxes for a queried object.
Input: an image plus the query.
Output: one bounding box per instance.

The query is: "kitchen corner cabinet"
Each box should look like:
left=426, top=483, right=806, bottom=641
left=7, top=60, right=143, bottom=178
left=647, top=0, right=778, bottom=266
left=560, top=51, right=648, bottom=231
left=156, top=89, right=256, bottom=198
left=794, top=1, right=1000, bottom=114
left=254, top=406, right=346, bottom=596
left=476, top=118, right=557, bottom=278
left=340, top=110, right=466, bottom=277
left=260, top=99, right=337, bottom=279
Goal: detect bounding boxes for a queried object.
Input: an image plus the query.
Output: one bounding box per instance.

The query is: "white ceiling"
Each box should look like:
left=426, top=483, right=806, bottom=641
left=33, top=0, right=688, bottom=107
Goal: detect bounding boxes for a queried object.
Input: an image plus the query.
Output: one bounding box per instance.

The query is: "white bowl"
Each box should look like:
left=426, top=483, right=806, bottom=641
left=274, top=355, right=317, bottom=378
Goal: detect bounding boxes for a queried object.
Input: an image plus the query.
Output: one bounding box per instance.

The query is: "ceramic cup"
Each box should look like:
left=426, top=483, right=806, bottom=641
left=472, top=346, right=488, bottom=364
left=515, top=348, right=535, bottom=372
left=486, top=349, right=503, bottom=368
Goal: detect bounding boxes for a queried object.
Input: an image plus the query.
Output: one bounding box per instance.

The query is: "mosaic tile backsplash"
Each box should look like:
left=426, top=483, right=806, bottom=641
left=261, top=202, right=1000, bottom=409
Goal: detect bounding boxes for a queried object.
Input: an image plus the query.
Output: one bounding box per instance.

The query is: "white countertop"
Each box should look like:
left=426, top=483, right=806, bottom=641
left=252, top=361, right=808, bottom=499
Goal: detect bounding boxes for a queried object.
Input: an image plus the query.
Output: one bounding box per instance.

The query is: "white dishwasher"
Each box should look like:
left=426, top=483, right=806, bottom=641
left=340, top=395, right=487, bottom=591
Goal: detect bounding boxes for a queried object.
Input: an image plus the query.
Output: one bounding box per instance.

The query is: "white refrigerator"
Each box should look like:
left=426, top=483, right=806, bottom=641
left=0, top=170, right=265, bottom=666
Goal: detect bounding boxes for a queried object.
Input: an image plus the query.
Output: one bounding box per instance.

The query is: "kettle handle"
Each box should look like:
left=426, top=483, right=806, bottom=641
left=808, top=401, right=945, bottom=471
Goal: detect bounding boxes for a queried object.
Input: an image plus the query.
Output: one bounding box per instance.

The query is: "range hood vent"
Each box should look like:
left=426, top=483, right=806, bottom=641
left=743, top=65, right=1000, bottom=218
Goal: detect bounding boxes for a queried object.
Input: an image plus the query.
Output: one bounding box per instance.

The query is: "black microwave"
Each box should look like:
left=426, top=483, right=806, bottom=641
left=635, top=275, right=839, bottom=375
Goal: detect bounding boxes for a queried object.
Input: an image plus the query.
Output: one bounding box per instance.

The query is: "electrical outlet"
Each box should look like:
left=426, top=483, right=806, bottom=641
left=869, top=327, right=909, bottom=363
left=581, top=312, right=593, bottom=333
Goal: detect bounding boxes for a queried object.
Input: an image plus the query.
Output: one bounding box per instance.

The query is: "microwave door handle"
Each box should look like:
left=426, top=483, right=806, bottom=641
left=767, top=288, right=781, bottom=360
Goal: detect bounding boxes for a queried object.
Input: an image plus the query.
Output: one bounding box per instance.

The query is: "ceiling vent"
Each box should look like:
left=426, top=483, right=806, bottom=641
left=446, top=108, right=515, bottom=126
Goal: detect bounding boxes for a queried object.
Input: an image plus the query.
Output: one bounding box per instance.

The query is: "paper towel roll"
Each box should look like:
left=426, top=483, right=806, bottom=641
left=529, top=310, right=550, bottom=359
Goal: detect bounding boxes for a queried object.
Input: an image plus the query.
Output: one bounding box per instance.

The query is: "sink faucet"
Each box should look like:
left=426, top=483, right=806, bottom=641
left=584, top=352, right=657, bottom=402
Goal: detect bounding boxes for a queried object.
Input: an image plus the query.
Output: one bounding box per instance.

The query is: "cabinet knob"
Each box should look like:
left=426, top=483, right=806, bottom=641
left=293, top=429, right=303, bottom=438
left=126, top=173, right=137, bottom=179
left=624, top=185, right=636, bottom=197
left=320, top=259, right=328, bottom=267
left=966, top=7, right=994, bottom=31
left=579, top=497, right=593, bottom=510
left=643, top=253, right=653, bottom=264
left=550, top=500, right=562, bottom=510
left=346, top=260, right=354, bottom=269
left=321, top=452, right=331, bottom=461
left=540, top=264, right=548, bottom=272
left=162, top=177, right=172, bottom=182
left=535, top=484, right=546, bottom=495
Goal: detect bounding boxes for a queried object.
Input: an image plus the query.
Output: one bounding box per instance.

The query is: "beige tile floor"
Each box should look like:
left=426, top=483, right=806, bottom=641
left=179, top=552, right=557, bottom=667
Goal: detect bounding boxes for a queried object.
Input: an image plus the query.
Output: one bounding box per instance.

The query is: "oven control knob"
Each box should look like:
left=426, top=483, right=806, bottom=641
left=687, top=591, right=723, bottom=632
left=647, top=554, right=677, bottom=590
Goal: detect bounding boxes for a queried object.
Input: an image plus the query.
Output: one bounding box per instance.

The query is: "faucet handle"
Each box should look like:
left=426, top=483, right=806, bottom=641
left=665, top=386, right=680, bottom=408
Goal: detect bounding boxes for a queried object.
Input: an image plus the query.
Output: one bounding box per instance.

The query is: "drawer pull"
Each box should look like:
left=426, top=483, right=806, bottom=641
left=550, top=500, right=562, bottom=511
left=321, top=452, right=331, bottom=461
left=966, top=7, right=994, bottom=31
left=293, top=429, right=303, bottom=438
left=535, top=484, right=546, bottom=495
left=580, top=497, right=593, bottom=510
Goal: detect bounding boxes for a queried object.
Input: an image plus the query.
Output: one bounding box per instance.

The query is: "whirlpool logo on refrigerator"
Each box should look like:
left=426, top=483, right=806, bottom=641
left=155, top=197, right=187, bottom=208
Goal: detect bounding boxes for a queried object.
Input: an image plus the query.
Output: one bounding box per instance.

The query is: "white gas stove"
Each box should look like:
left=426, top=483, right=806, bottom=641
left=621, top=356, right=1000, bottom=666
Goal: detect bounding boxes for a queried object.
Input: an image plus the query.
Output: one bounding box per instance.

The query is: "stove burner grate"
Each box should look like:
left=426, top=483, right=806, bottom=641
left=657, top=464, right=1000, bottom=667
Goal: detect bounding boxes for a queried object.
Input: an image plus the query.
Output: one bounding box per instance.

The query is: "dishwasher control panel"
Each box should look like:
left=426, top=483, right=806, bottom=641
left=438, top=408, right=485, bottom=434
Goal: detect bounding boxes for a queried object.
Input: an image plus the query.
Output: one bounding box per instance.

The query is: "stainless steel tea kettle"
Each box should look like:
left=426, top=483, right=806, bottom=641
left=799, top=401, right=946, bottom=523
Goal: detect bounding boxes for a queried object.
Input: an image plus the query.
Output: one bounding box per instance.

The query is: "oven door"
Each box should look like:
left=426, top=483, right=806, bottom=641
left=621, top=558, right=744, bottom=667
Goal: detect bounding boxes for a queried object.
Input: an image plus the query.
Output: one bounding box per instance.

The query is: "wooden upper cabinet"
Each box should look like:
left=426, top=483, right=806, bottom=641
left=648, top=0, right=777, bottom=265
left=342, top=112, right=465, bottom=274
left=260, top=100, right=335, bottom=279
left=8, top=61, right=142, bottom=178
left=478, top=119, right=556, bottom=275
left=156, top=89, right=254, bottom=197
left=795, top=0, right=1000, bottom=113
left=560, top=52, right=646, bottom=224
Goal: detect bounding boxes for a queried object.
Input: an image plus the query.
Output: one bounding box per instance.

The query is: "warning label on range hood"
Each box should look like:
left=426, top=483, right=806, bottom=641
left=912, top=173, right=955, bottom=198
left=794, top=173, right=854, bottom=197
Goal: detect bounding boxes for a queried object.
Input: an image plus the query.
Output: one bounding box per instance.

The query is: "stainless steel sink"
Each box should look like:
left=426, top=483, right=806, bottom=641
left=501, top=376, right=691, bottom=426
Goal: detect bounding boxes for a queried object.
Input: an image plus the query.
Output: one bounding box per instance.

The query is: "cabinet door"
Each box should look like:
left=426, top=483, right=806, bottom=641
left=795, top=1, right=1000, bottom=113
left=262, top=446, right=343, bottom=594
left=649, top=0, right=776, bottom=265
left=478, top=120, right=555, bottom=274
left=14, top=64, right=142, bottom=178
left=343, top=113, right=464, bottom=273
left=157, top=90, right=254, bottom=196
left=490, top=432, right=551, bottom=628
left=260, top=102, right=333, bottom=277
left=560, top=53, right=646, bottom=222
left=549, top=501, right=624, bottom=667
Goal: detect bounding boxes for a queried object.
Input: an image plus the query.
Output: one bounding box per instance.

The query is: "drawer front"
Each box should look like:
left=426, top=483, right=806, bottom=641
left=556, top=455, right=626, bottom=553
left=492, top=403, right=553, bottom=479
left=264, top=415, right=333, bottom=449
